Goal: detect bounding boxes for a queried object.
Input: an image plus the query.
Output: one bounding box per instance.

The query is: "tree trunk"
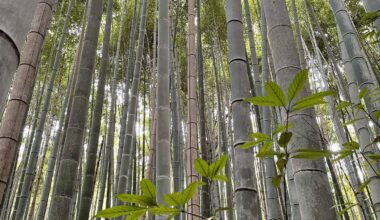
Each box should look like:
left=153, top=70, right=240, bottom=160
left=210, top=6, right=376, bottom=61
left=155, top=0, right=171, bottom=219
left=77, top=0, right=113, bottom=218
left=262, top=0, right=337, bottom=219
left=48, top=0, right=103, bottom=218
left=186, top=0, right=201, bottom=217
left=260, top=3, right=283, bottom=219
left=36, top=64, right=74, bottom=220
left=0, top=0, right=57, bottom=204
left=196, top=0, right=210, bottom=217
left=225, top=0, right=260, bottom=218
left=329, top=0, right=380, bottom=135
left=14, top=1, right=75, bottom=218
left=116, top=0, right=148, bottom=205
left=0, top=0, right=38, bottom=117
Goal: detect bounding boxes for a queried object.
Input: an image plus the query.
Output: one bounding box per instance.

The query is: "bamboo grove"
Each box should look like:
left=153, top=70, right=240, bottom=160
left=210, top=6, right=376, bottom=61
left=1, top=0, right=380, bottom=219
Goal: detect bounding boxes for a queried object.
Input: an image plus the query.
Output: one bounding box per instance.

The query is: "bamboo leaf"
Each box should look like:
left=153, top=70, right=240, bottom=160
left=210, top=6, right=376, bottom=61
left=125, top=210, right=147, bottom=220
left=149, top=205, right=180, bottom=215
left=288, top=69, right=308, bottom=102
left=95, top=206, right=147, bottom=218
left=359, top=177, right=380, bottom=192
left=291, top=98, right=326, bottom=112
left=375, top=110, right=380, bottom=120
left=337, top=203, right=358, bottom=217
left=292, top=149, right=333, bottom=159
left=209, top=155, right=228, bottom=178
left=257, top=141, right=278, bottom=158
left=362, top=11, right=380, bottom=25
left=343, top=141, right=359, bottom=150
left=163, top=192, right=183, bottom=207
left=180, top=181, right=204, bottom=205
left=343, top=117, right=367, bottom=126
left=276, top=158, right=287, bottom=173
left=164, top=182, right=205, bottom=207
left=272, top=175, right=283, bottom=188
left=272, top=124, right=293, bottom=136
left=291, top=90, right=335, bottom=112
left=212, top=175, right=229, bottom=182
left=278, top=132, right=292, bottom=148
left=244, top=96, right=281, bottom=107
left=359, top=87, right=369, bottom=99
left=194, top=158, right=209, bottom=177
left=366, top=154, right=380, bottom=161
left=140, top=179, right=156, bottom=201
left=333, top=150, right=354, bottom=161
left=240, top=141, right=263, bottom=149
left=266, top=81, right=287, bottom=107
left=250, top=132, right=271, bottom=141
left=336, top=101, right=351, bottom=111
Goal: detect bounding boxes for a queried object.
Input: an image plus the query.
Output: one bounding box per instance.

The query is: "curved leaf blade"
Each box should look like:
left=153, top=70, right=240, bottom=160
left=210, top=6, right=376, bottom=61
left=140, top=179, right=156, bottom=201
left=288, top=69, right=308, bottom=102
left=194, top=158, right=210, bottom=177
left=266, top=81, right=287, bottom=107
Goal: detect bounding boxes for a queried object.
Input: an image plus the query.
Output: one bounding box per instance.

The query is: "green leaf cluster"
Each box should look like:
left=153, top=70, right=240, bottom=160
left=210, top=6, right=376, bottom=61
left=194, top=155, right=228, bottom=182
left=245, top=70, right=334, bottom=113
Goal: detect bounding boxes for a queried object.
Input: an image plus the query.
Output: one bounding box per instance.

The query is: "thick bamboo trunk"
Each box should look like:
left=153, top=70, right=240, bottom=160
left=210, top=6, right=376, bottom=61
left=77, top=0, right=113, bottom=218
left=0, top=0, right=57, bottom=204
left=186, top=0, right=201, bottom=217
left=14, top=1, right=74, bottom=218
left=0, top=0, right=38, bottom=117
left=155, top=0, right=171, bottom=219
left=48, top=0, right=103, bottom=218
left=225, top=0, right=260, bottom=219
left=329, top=0, right=380, bottom=135
left=260, top=4, right=283, bottom=219
left=116, top=0, right=148, bottom=205
left=262, top=0, right=337, bottom=219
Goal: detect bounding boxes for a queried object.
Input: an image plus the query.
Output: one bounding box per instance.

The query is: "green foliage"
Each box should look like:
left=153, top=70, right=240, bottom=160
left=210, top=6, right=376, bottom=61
left=272, top=175, right=283, bottom=188
left=164, top=181, right=204, bottom=207
left=245, top=70, right=334, bottom=113
left=361, top=11, right=380, bottom=26
left=195, top=155, right=228, bottom=182
left=243, top=70, right=336, bottom=188
left=337, top=203, right=358, bottom=217
left=359, top=87, right=369, bottom=99
left=265, top=82, right=287, bottom=107
left=278, top=132, right=292, bottom=148
left=336, top=101, right=351, bottom=111
left=97, top=155, right=231, bottom=220
left=288, top=69, right=309, bottom=103
left=273, top=124, right=293, bottom=136
left=359, top=176, right=380, bottom=192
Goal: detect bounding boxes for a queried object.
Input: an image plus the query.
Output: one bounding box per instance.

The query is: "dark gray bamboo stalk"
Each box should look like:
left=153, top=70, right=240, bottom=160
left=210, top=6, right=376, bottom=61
left=36, top=62, right=75, bottom=220
left=262, top=0, right=336, bottom=218
left=77, top=0, right=113, bottom=218
left=225, top=0, right=260, bottom=218
left=116, top=0, right=138, bottom=189
left=0, top=0, right=57, bottom=205
left=47, top=0, right=103, bottom=218
left=117, top=0, right=148, bottom=207
left=14, top=1, right=75, bottom=218
left=155, top=0, right=171, bottom=219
